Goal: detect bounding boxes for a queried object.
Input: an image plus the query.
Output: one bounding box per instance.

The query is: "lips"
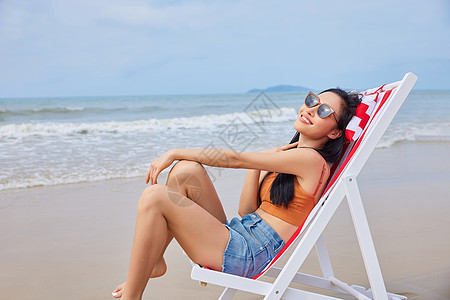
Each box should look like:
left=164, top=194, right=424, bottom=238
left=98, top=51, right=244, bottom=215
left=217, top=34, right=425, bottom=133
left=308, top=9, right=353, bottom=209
left=300, top=114, right=312, bottom=125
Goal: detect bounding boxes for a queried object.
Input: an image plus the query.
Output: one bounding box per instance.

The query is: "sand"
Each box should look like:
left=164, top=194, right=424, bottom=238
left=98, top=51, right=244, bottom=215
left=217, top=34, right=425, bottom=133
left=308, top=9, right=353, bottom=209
left=0, top=141, right=449, bottom=300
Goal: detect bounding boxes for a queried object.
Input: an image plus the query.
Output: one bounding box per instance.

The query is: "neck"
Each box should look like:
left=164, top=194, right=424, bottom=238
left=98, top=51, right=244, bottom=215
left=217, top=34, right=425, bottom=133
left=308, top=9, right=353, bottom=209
left=297, top=135, right=327, bottom=150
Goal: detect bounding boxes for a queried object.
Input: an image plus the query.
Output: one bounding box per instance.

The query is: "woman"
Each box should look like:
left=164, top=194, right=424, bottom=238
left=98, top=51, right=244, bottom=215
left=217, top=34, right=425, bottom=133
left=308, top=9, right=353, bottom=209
left=112, top=88, right=360, bottom=299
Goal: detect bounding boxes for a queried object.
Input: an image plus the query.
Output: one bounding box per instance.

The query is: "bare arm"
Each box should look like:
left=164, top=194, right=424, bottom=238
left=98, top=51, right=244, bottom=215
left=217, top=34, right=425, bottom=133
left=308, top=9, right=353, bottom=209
left=238, top=170, right=261, bottom=217
left=146, top=142, right=324, bottom=187
left=237, top=143, right=297, bottom=216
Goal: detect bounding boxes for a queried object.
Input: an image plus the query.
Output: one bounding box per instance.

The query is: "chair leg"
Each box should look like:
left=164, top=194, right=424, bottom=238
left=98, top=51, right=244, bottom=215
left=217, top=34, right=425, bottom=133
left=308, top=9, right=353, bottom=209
left=219, top=287, right=238, bottom=300
left=315, top=234, right=334, bottom=278
left=344, top=176, right=388, bottom=300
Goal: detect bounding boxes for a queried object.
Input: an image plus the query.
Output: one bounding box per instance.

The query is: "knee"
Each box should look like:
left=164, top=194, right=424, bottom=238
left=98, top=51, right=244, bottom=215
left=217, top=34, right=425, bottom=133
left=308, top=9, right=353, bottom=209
left=170, top=160, right=204, bottom=176
left=138, top=184, right=168, bottom=212
left=167, top=160, right=205, bottom=187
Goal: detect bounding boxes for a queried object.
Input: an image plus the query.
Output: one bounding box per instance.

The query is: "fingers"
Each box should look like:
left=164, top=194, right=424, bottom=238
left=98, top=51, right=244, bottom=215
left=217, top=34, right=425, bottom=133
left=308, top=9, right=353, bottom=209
left=146, top=169, right=151, bottom=184
left=146, top=165, right=154, bottom=184
left=152, top=170, right=160, bottom=185
left=150, top=164, right=157, bottom=185
left=146, top=163, right=160, bottom=185
left=281, top=141, right=299, bottom=150
left=146, top=162, right=155, bottom=184
left=150, top=169, right=156, bottom=185
left=150, top=165, right=154, bottom=184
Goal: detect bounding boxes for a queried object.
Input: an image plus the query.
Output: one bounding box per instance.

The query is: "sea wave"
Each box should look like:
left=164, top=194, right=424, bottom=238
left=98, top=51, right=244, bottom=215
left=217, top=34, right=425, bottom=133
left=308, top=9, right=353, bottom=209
left=377, top=121, right=450, bottom=148
left=0, top=106, right=130, bottom=116
left=0, top=107, right=298, bottom=139
left=0, top=107, right=85, bottom=114
left=0, top=168, right=147, bottom=191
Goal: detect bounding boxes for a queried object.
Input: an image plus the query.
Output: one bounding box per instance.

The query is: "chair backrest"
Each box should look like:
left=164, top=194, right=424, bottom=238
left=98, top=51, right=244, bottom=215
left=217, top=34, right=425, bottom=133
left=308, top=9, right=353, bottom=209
left=251, top=81, right=403, bottom=280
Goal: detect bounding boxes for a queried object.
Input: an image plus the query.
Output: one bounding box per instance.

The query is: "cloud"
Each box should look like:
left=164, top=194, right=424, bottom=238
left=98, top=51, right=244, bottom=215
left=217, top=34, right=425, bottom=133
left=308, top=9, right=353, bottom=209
left=0, top=0, right=449, bottom=97
left=104, top=3, right=219, bottom=30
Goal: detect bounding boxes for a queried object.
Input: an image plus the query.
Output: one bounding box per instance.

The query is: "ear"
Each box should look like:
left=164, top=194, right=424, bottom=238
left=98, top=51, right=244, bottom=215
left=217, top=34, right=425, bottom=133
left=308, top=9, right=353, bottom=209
left=327, top=129, right=342, bottom=140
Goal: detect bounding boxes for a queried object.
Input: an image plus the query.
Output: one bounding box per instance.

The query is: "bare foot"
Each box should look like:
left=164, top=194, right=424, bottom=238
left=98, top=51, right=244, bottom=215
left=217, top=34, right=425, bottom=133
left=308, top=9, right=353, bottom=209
left=112, top=259, right=167, bottom=298
left=112, top=282, right=125, bottom=298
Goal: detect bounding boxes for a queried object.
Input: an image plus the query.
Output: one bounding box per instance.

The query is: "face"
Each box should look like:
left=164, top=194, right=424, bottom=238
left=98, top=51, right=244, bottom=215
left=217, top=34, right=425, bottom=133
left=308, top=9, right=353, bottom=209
left=294, top=91, right=343, bottom=140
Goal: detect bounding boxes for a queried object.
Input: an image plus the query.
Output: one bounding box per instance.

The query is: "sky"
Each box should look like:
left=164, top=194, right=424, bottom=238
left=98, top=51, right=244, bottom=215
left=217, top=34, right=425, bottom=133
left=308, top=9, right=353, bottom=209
left=0, top=0, right=449, bottom=97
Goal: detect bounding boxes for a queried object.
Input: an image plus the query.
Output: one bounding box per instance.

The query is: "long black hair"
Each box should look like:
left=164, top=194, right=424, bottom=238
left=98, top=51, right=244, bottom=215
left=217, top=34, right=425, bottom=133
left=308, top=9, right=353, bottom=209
left=257, top=88, right=361, bottom=208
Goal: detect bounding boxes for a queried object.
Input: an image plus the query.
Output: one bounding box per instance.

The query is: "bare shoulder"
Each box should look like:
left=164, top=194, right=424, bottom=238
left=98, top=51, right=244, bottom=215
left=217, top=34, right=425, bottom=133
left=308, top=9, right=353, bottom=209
left=292, top=147, right=325, bottom=166
left=290, top=147, right=326, bottom=179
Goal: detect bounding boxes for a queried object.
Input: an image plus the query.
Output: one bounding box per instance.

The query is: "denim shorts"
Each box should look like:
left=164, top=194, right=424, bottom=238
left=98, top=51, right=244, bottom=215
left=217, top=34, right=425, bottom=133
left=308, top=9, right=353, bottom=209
left=222, top=212, right=285, bottom=278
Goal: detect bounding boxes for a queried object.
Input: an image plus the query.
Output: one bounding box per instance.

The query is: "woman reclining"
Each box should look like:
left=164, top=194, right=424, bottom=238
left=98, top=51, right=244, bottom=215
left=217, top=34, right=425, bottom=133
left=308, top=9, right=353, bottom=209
left=112, top=88, right=360, bottom=299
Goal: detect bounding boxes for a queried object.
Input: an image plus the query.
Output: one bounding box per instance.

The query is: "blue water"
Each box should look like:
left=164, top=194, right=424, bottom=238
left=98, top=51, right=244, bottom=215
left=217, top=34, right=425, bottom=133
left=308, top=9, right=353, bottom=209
left=1, top=90, right=449, bottom=190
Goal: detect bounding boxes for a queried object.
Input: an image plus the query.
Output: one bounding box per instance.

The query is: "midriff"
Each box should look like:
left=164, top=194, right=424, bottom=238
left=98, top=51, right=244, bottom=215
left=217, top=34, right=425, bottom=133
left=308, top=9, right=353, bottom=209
left=255, top=208, right=297, bottom=242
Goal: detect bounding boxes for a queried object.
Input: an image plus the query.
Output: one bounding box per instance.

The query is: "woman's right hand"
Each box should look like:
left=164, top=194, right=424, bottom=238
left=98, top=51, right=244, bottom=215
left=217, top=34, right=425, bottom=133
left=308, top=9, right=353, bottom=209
left=146, top=150, right=176, bottom=185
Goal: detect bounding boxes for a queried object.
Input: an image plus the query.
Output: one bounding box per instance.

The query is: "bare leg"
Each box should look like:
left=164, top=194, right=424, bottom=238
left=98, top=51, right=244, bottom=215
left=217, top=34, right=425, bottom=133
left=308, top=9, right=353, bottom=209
left=152, top=161, right=227, bottom=274
left=120, top=184, right=230, bottom=300
left=113, top=161, right=229, bottom=299
left=143, top=161, right=227, bottom=277
left=166, top=160, right=227, bottom=222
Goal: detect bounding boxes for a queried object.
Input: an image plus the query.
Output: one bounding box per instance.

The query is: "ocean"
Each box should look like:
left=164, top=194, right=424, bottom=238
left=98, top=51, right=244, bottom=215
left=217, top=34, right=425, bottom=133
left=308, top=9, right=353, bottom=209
left=1, top=90, right=449, bottom=191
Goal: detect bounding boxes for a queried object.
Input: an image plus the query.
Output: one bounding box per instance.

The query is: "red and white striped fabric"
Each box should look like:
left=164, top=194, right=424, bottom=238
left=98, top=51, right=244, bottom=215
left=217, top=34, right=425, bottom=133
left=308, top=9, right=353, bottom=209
left=345, top=85, right=395, bottom=142
left=251, top=84, right=397, bottom=280
left=248, top=84, right=399, bottom=281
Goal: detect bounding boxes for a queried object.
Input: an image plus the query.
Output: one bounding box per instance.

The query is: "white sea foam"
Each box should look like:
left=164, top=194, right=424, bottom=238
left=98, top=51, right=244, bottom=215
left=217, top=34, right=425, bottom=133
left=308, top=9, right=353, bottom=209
left=2, top=90, right=450, bottom=192
left=377, top=122, right=450, bottom=148
left=0, top=168, right=146, bottom=191
left=0, top=106, right=300, bottom=190
left=0, top=107, right=298, bottom=139
left=0, top=107, right=88, bottom=115
left=31, top=106, right=86, bottom=112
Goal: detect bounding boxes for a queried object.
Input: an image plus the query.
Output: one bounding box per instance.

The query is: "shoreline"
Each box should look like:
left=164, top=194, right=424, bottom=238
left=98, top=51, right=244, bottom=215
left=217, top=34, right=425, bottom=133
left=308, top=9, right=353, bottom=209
left=1, top=139, right=449, bottom=193
left=1, top=141, right=449, bottom=299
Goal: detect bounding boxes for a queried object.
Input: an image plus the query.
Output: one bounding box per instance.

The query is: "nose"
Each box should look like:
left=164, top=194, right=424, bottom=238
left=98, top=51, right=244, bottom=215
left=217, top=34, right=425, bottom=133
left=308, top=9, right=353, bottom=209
left=304, top=105, right=317, bottom=116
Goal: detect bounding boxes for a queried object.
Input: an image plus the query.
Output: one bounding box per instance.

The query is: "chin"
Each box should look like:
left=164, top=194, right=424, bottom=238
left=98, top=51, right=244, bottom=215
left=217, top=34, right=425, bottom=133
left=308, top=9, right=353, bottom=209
left=293, top=119, right=303, bottom=133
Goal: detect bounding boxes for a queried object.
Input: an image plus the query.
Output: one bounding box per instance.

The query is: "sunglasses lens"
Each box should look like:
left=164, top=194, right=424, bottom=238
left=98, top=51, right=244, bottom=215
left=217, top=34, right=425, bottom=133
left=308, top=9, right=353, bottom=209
left=305, top=94, right=319, bottom=107
left=317, top=104, right=333, bottom=118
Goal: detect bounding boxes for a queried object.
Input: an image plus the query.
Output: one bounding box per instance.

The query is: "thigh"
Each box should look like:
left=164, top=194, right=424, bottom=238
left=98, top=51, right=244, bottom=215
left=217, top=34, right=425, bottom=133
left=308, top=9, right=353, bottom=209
left=154, top=185, right=230, bottom=271
left=166, top=160, right=227, bottom=223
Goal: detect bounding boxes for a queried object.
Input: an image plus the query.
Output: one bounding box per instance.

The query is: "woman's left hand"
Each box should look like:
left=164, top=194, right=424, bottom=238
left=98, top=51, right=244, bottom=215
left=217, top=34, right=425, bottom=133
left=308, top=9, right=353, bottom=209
left=146, top=150, right=175, bottom=184
left=259, top=141, right=299, bottom=153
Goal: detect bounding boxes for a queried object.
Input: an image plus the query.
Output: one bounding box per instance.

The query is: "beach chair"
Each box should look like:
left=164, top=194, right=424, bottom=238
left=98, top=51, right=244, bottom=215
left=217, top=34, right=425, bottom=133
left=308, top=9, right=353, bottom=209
left=191, top=72, right=418, bottom=300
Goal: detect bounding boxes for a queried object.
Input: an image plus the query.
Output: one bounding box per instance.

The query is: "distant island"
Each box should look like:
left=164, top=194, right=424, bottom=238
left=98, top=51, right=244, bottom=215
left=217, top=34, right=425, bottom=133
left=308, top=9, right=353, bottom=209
left=247, top=84, right=311, bottom=93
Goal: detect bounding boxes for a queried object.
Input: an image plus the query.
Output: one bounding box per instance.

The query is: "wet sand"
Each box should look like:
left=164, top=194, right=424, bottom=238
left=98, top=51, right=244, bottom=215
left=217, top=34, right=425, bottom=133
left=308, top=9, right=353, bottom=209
left=0, top=141, right=449, bottom=299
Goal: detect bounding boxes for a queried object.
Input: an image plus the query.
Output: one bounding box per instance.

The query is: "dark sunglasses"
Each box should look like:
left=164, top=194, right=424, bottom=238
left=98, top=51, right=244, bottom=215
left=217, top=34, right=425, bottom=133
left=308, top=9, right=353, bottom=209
left=304, top=92, right=339, bottom=124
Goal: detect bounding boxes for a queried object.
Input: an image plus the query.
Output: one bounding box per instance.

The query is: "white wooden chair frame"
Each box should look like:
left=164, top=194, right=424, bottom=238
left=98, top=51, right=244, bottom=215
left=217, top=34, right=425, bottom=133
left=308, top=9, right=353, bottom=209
left=191, top=73, right=418, bottom=300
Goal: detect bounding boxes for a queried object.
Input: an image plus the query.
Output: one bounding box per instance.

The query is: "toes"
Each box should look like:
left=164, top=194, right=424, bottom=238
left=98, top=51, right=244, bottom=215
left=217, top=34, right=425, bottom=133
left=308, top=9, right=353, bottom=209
left=112, top=282, right=125, bottom=298
left=112, top=291, right=121, bottom=298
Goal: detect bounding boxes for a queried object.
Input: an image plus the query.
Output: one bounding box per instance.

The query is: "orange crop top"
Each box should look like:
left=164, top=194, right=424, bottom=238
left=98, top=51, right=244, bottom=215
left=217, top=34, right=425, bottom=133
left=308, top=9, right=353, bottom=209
left=258, top=162, right=327, bottom=227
